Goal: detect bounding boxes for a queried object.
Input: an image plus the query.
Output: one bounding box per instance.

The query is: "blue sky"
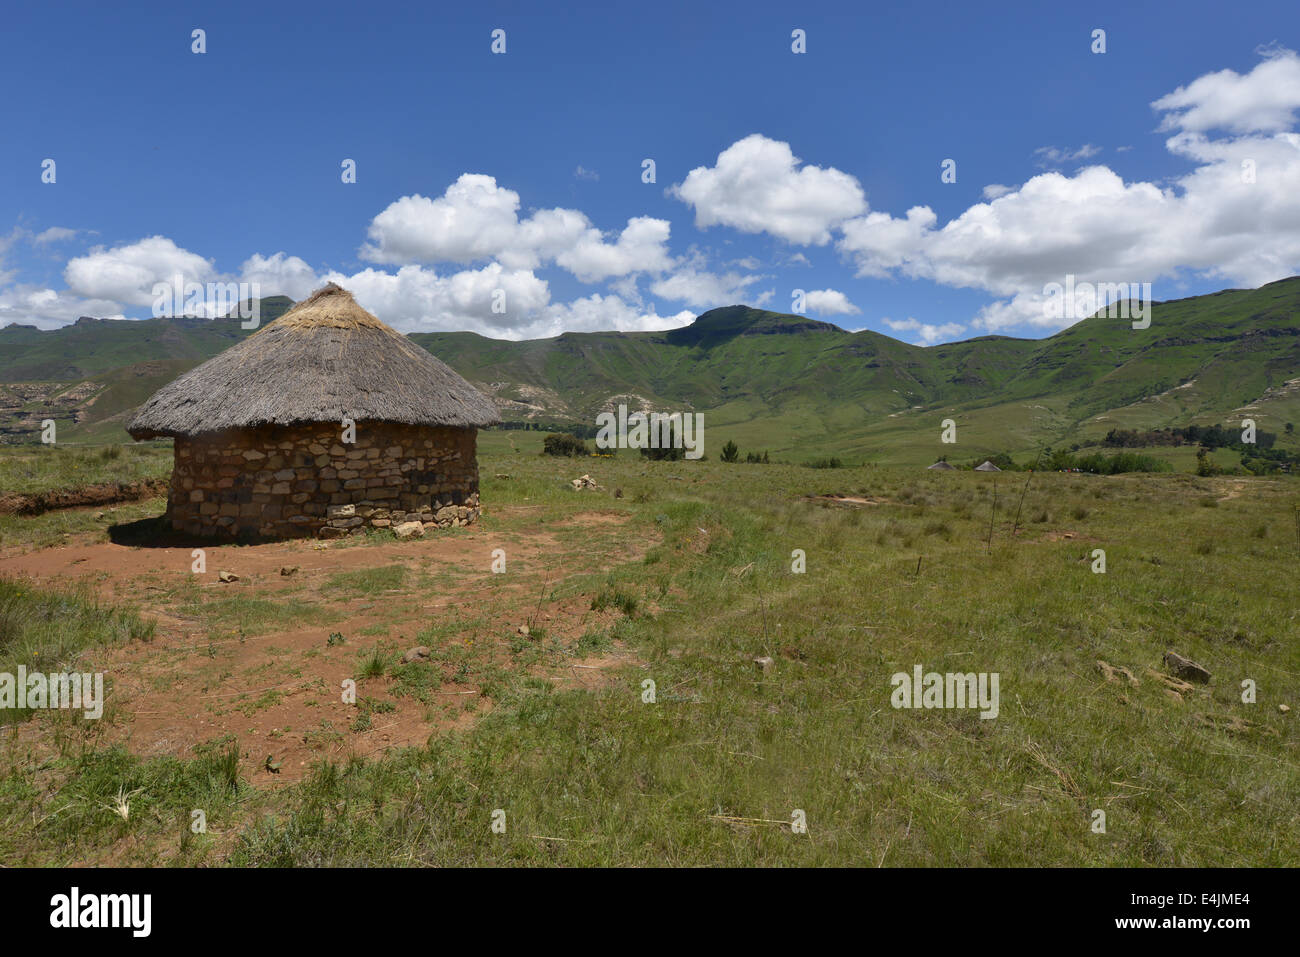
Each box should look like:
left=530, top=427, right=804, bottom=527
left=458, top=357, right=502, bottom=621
left=3, top=0, right=1299, bottom=342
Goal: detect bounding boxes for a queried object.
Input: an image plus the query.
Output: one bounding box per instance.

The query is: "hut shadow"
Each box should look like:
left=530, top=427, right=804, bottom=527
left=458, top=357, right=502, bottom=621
left=108, top=516, right=271, bottom=548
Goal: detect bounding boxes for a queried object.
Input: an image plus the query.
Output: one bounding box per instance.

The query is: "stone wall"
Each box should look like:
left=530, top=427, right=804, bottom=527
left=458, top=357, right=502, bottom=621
left=167, top=421, right=481, bottom=539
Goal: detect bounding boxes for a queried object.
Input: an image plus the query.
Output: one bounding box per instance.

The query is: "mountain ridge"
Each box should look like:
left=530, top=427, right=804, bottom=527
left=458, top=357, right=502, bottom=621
left=2, top=279, right=1297, bottom=463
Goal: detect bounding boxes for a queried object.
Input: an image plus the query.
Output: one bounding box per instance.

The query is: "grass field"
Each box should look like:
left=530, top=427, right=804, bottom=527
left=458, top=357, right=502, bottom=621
left=0, top=435, right=1297, bottom=866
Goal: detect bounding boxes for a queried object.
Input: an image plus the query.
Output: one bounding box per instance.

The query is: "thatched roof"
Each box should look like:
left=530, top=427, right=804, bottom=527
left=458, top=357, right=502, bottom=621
left=128, top=283, right=499, bottom=439
left=926, top=460, right=957, bottom=470
left=974, top=460, right=1001, bottom=471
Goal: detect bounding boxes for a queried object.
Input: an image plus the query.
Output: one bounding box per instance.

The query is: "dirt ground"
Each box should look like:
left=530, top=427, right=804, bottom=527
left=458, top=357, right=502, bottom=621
left=0, top=506, right=656, bottom=784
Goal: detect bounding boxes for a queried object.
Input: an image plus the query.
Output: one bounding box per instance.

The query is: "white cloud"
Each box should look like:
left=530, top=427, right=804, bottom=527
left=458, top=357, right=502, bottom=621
left=64, top=236, right=215, bottom=307
left=981, top=184, right=1013, bottom=200
left=1152, top=47, right=1300, bottom=134
left=837, top=206, right=937, bottom=279
left=535, top=293, right=694, bottom=339
left=314, top=263, right=691, bottom=340
left=650, top=265, right=767, bottom=310
left=33, top=227, right=78, bottom=245
left=836, top=49, right=1300, bottom=334
left=321, top=263, right=551, bottom=335
left=1033, top=144, right=1102, bottom=167
left=668, top=134, right=866, bottom=245
left=361, top=173, right=671, bottom=282
left=0, top=285, right=126, bottom=330
left=802, top=288, right=859, bottom=315
left=556, top=216, right=674, bottom=283
left=883, top=316, right=966, bottom=345
left=574, top=165, right=599, bottom=181
left=240, top=252, right=321, bottom=301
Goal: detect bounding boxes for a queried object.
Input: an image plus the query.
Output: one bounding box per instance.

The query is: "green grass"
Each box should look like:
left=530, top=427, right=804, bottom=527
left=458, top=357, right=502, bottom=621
left=0, top=577, right=155, bottom=725
left=1, top=447, right=1297, bottom=867
left=0, top=443, right=171, bottom=494
left=324, top=564, right=408, bottom=597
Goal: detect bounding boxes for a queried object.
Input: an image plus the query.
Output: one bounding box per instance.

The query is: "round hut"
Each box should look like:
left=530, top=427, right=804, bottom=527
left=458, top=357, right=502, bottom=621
left=127, top=283, right=500, bottom=539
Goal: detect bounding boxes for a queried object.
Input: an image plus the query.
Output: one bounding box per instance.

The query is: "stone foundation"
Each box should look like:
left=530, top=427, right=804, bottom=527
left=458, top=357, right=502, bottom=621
left=167, top=422, right=482, bottom=539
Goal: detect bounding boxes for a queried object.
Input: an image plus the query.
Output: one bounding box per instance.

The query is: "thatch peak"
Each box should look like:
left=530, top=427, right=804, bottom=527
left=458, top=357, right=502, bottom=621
left=267, top=282, right=387, bottom=332
left=127, top=283, right=500, bottom=439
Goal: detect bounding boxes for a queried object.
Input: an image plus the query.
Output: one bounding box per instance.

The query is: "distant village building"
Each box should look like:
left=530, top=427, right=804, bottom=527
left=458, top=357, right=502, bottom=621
left=127, top=283, right=499, bottom=539
left=974, top=460, right=1002, bottom=471
left=926, top=460, right=957, bottom=470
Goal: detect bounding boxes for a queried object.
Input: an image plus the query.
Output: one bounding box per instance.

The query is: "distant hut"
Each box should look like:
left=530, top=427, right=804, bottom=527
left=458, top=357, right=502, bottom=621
left=974, top=460, right=1001, bottom=472
left=926, top=460, right=957, bottom=470
left=127, top=283, right=499, bottom=539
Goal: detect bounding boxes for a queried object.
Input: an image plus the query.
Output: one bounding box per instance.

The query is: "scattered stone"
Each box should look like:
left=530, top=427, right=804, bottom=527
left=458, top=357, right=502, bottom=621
left=94, top=511, right=105, bottom=520
left=1096, top=659, right=1138, bottom=687
left=401, top=646, right=430, bottom=664
left=280, top=565, right=298, bottom=577
left=753, top=655, right=775, bottom=673
left=517, top=624, right=531, bottom=637
left=571, top=474, right=601, bottom=490
left=393, top=520, right=425, bottom=540
left=1163, top=651, right=1212, bottom=684
left=495, top=473, right=511, bottom=479
left=1146, top=669, right=1195, bottom=700
left=1280, top=704, right=1291, bottom=714
left=218, top=571, right=239, bottom=583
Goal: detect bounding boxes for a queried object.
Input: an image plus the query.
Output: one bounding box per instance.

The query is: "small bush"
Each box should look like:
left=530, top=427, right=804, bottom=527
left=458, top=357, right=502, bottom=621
left=542, top=433, right=589, bottom=457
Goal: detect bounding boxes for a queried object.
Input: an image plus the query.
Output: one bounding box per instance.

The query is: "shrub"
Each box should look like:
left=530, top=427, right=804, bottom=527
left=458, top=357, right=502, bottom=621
left=720, top=440, right=739, bottom=463
left=542, top=433, right=589, bottom=457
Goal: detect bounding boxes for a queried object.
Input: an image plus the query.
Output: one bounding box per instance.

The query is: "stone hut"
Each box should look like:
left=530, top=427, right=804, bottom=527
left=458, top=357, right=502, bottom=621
left=127, top=283, right=499, bottom=539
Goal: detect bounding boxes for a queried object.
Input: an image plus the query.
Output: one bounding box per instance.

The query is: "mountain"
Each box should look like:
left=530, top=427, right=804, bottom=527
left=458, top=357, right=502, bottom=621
left=1, top=282, right=1297, bottom=464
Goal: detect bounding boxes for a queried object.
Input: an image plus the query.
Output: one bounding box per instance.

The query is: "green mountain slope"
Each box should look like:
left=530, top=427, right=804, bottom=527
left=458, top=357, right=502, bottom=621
left=1, top=282, right=1296, bottom=465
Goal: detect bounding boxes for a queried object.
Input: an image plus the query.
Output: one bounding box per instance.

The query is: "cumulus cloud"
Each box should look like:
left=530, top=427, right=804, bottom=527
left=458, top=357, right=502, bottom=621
left=668, top=134, right=866, bottom=244
left=883, top=317, right=966, bottom=345
left=650, top=265, right=767, bottom=310
left=835, top=49, right=1300, bottom=333
left=981, top=184, right=1013, bottom=200
left=361, top=174, right=671, bottom=282
left=64, top=236, right=215, bottom=307
left=1152, top=46, right=1300, bottom=133
left=311, top=263, right=691, bottom=340
left=240, top=252, right=322, bottom=301
left=0, top=285, right=125, bottom=330
left=556, top=216, right=674, bottom=283
left=802, top=288, right=859, bottom=315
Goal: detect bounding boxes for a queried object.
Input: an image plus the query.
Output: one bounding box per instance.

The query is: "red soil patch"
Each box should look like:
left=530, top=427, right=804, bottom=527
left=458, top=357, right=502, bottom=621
left=2, top=505, right=656, bottom=784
